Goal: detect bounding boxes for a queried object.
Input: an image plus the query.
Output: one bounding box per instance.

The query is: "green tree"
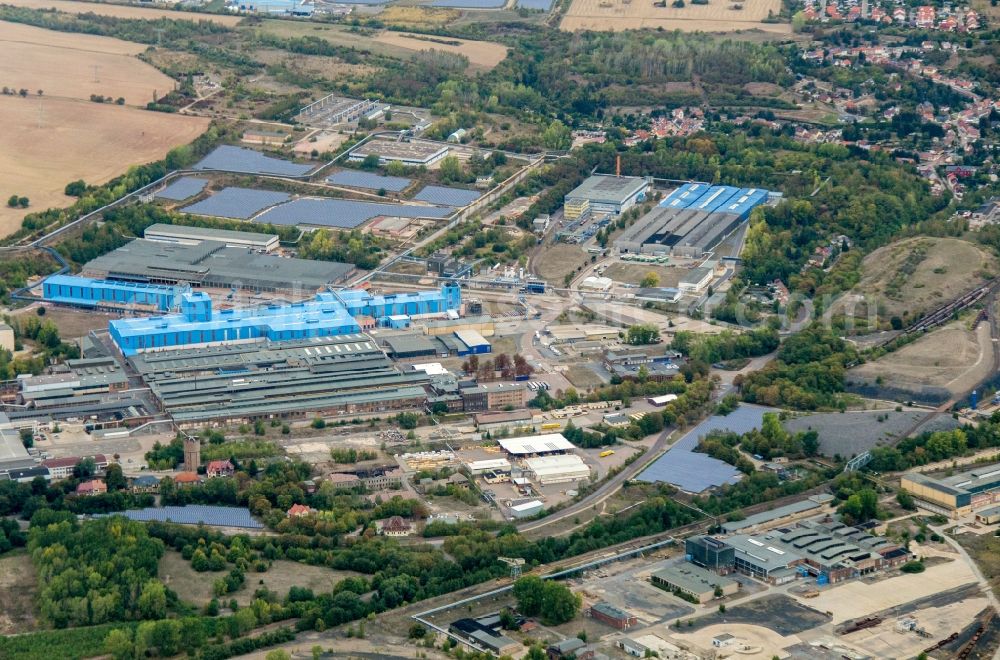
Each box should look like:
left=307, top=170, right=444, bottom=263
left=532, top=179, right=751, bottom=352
left=439, top=155, right=464, bottom=183
left=540, top=581, right=581, bottom=625
left=542, top=120, right=571, bottom=150
left=64, top=180, right=87, bottom=197
left=137, top=579, right=167, bottom=619
left=627, top=324, right=660, bottom=345
left=103, top=629, right=135, bottom=660
left=104, top=463, right=127, bottom=491
left=512, top=575, right=546, bottom=617
left=640, top=271, right=660, bottom=288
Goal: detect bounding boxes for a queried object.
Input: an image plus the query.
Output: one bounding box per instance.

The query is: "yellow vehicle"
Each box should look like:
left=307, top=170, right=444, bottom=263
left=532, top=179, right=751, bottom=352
left=599, top=450, right=615, bottom=458
left=540, top=422, right=561, bottom=431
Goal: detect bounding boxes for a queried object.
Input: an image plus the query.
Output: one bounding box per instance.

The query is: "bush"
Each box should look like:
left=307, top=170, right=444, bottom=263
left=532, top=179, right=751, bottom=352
left=900, top=560, right=925, bottom=574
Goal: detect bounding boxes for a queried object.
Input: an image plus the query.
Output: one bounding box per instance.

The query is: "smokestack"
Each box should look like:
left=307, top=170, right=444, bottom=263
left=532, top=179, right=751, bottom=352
left=616, top=155, right=621, bottom=177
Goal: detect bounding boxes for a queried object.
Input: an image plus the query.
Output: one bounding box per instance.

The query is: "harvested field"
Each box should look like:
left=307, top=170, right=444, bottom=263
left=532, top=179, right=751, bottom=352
left=0, top=95, right=208, bottom=237
left=836, top=237, right=997, bottom=325
left=603, top=262, right=683, bottom=287
left=377, top=5, right=462, bottom=28
left=257, top=20, right=505, bottom=70
left=0, top=21, right=177, bottom=104
left=373, top=32, right=508, bottom=70
left=2, top=0, right=242, bottom=25
left=161, top=551, right=361, bottom=607
left=850, top=321, right=994, bottom=400
left=0, top=552, right=38, bottom=635
left=561, top=0, right=790, bottom=33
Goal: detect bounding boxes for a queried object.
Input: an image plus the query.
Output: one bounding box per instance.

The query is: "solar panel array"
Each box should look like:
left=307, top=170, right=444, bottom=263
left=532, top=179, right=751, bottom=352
left=517, top=0, right=554, bottom=9
left=194, top=145, right=314, bottom=177
left=103, top=505, right=263, bottom=529
left=327, top=170, right=412, bottom=192
left=155, top=176, right=208, bottom=201
left=637, top=404, right=777, bottom=492
left=181, top=187, right=291, bottom=219
left=413, top=185, right=481, bottom=207
left=431, top=0, right=505, bottom=7
left=254, top=197, right=452, bottom=228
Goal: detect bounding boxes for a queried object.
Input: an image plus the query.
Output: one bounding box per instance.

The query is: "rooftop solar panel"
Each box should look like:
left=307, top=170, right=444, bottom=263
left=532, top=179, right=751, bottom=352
left=155, top=176, right=208, bottom=201
left=254, top=197, right=452, bottom=228
left=181, top=187, right=291, bottom=219
left=101, top=505, right=263, bottom=529
left=327, top=170, right=412, bottom=192
left=194, top=145, right=313, bottom=177
left=413, top=185, right=481, bottom=207
left=637, top=404, right=777, bottom=492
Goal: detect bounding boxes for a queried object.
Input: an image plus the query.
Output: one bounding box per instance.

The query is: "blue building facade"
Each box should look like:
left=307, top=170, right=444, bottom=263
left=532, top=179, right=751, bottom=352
left=107, top=284, right=462, bottom=356
left=43, top=275, right=180, bottom=312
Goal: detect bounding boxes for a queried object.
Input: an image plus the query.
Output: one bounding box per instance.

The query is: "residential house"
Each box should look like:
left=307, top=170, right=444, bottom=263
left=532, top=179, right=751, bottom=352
left=206, top=459, right=235, bottom=478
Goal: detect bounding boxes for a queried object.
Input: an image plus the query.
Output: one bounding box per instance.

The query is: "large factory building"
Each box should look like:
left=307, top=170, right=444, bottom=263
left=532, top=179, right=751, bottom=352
left=105, top=283, right=461, bottom=356
left=615, top=184, right=771, bottom=257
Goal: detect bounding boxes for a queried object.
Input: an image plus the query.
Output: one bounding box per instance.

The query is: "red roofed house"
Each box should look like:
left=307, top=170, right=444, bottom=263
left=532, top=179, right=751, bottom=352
left=43, top=454, right=109, bottom=480
left=206, top=460, right=235, bottom=478
left=76, top=479, right=107, bottom=497
left=377, top=516, right=413, bottom=537
left=173, top=472, right=201, bottom=486
left=287, top=504, right=316, bottom=518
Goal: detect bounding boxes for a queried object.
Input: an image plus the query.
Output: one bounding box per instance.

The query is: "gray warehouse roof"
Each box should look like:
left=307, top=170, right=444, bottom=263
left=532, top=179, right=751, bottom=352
left=83, top=239, right=354, bottom=290
left=565, top=175, right=647, bottom=204
left=144, top=223, right=278, bottom=246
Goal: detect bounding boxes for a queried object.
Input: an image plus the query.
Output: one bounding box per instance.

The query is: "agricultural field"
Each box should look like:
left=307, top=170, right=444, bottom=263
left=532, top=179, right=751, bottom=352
left=561, top=0, right=790, bottom=33
left=0, top=94, right=208, bottom=237
left=255, top=19, right=508, bottom=71
left=835, top=237, right=997, bottom=326
left=373, top=31, right=509, bottom=70
left=0, top=21, right=178, bottom=104
left=850, top=320, right=994, bottom=401
left=1, top=0, right=242, bottom=25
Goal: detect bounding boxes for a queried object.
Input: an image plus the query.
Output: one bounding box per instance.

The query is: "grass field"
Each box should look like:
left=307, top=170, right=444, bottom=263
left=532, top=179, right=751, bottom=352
left=377, top=5, right=462, bottom=28
left=256, top=20, right=507, bottom=70
left=0, top=21, right=178, bottom=104
left=603, top=262, right=683, bottom=287
left=532, top=242, right=589, bottom=283
left=561, top=0, right=790, bottom=33
left=0, top=94, right=208, bottom=237
left=836, top=237, right=997, bottom=324
left=2, top=0, right=242, bottom=25
left=0, top=552, right=38, bottom=635
left=161, top=551, right=361, bottom=607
